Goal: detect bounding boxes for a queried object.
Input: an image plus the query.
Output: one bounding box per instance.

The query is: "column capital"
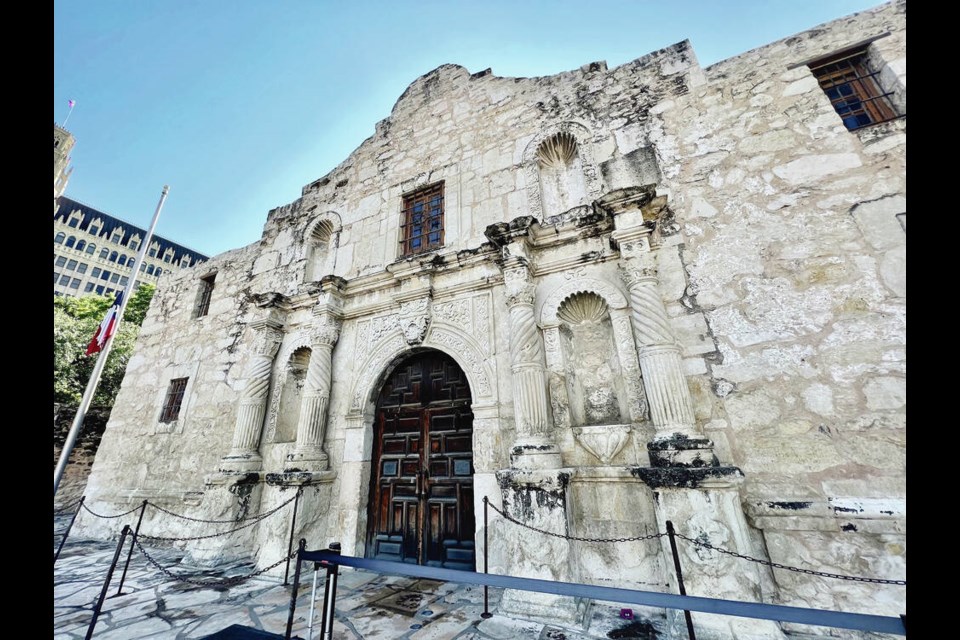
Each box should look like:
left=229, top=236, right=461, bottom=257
left=249, top=320, right=284, bottom=357
left=503, top=261, right=536, bottom=307
left=311, top=314, right=342, bottom=347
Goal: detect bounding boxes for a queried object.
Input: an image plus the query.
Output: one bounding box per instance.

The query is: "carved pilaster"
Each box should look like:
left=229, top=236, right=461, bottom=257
left=221, top=318, right=284, bottom=472
left=613, top=223, right=704, bottom=459
left=502, top=260, right=561, bottom=469
left=287, top=294, right=343, bottom=473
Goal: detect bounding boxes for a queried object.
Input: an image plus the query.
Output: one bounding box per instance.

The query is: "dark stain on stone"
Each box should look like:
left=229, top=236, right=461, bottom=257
left=841, top=523, right=858, bottom=532
left=766, top=501, right=812, bottom=511
left=833, top=506, right=861, bottom=514
left=228, top=473, right=261, bottom=520
left=629, top=465, right=743, bottom=489
left=607, top=619, right=660, bottom=639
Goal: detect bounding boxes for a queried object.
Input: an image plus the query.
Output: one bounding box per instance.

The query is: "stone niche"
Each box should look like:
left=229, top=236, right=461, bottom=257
left=547, top=292, right=637, bottom=467
left=537, top=132, right=588, bottom=218
left=273, top=347, right=310, bottom=443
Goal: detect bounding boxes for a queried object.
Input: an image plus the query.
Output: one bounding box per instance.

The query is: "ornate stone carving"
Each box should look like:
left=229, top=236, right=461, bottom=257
left=573, top=424, right=631, bottom=464
left=504, top=266, right=536, bottom=308
left=251, top=325, right=284, bottom=357
left=351, top=334, right=407, bottom=411
left=398, top=297, right=431, bottom=345
left=540, top=277, right=628, bottom=325
left=355, top=314, right=400, bottom=363
left=522, top=121, right=602, bottom=222
left=312, top=314, right=342, bottom=347
left=427, top=329, right=492, bottom=396
left=474, top=295, right=491, bottom=355
left=434, top=299, right=470, bottom=327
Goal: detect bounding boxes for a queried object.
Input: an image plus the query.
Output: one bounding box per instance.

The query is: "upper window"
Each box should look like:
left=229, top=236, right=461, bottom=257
left=400, top=182, right=444, bottom=257
left=195, top=273, right=216, bottom=318
left=86, top=243, right=96, bottom=255
left=68, top=218, right=80, bottom=228
left=809, top=47, right=900, bottom=131
left=65, top=236, right=76, bottom=249
left=149, top=247, right=157, bottom=258
left=160, top=377, right=189, bottom=423
left=100, top=248, right=109, bottom=259
left=55, top=232, right=66, bottom=244
left=89, top=226, right=100, bottom=236
left=76, top=240, right=86, bottom=252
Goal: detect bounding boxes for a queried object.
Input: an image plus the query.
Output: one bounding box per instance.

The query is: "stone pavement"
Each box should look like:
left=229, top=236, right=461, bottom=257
left=54, top=514, right=668, bottom=640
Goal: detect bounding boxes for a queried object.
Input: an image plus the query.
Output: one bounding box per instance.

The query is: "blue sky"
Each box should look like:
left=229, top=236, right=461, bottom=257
left=54, top=1, right=884, bottom=258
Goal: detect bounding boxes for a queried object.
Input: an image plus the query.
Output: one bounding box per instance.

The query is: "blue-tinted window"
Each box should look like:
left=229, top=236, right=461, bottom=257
left=55, top=232, right=66, bottom=244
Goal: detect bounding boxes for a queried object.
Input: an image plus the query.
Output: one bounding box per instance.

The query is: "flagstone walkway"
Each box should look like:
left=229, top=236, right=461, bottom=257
left=54, top=513, right=668, bottom=640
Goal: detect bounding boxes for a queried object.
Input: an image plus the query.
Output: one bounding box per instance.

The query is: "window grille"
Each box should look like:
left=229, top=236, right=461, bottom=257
left=400, top=182, right=444, bottom=256
left=160, top=378, right=189, bottom=423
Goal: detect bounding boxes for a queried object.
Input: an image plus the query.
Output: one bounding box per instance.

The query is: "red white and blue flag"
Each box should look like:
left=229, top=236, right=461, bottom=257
left=86, top=292, right=123, bottom=356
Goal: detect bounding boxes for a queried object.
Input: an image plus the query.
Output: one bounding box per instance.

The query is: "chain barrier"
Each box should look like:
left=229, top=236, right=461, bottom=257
left=136, top=490, right=299, bottom=542
left=132, top=534, right=296, bottom=587
left=487, top=500, right=666, bottom=543
left=147, top=489, right=300, bottom=524
left=674, top=533, right=906, bottom=586
left=81, top=502, right=144, bottom=519
left=488, top=501, right=904, bottom=585
left=54, top=499, right=81, bottom=515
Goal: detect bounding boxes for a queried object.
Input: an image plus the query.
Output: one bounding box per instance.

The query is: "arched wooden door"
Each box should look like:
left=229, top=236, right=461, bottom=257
left=366, top=350, right=476, bottom=570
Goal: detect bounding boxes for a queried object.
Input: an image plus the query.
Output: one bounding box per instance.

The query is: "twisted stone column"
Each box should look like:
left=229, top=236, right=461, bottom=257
left=503, top=261, right=561, bottom=469
left=286, top=313, right=341, bottom=472
left=221, top=319, right=284, bottom=472
left=619, top=251, right=697, bottom=435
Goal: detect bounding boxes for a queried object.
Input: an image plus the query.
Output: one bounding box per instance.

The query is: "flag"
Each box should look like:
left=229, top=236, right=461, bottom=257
left=86, top=292, right=123, bottom=356
left=68, top=99, right=76, bottom=108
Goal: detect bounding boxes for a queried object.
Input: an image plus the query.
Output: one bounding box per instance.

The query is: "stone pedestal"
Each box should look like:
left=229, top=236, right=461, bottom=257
left=187, top=471, right=265, bottom=566
left=494, top=468, right=582, bottom=625
left=634, top=467, right=786, bottom=640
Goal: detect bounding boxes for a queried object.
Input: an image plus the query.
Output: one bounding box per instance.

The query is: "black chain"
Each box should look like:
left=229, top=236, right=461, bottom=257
left=488, top=501, right=666, bottom=543
left=675, top=533, right=906, bottom=586
left=81, top=503, right=143, bottom=519
left=137, top=491, right=298, bottom=542
left=54, top=499, right=81, bottom=515
left=132, top=535, right=295, bottom=587
left=147, top=489, right=300, bottom=524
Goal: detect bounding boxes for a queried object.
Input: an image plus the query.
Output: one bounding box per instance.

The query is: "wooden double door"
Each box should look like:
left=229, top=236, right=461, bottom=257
left=366, top=351, right=476, bottom=570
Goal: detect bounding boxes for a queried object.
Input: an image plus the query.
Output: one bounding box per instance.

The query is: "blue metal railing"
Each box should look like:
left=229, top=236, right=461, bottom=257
left=285, top=543, right=906, bottom=639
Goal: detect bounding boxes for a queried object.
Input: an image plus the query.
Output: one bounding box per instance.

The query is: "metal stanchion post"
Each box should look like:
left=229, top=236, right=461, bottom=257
left=324, top=542, right=341, bottom=640
left=54, top=496, right=85, bottom=564
left=285, top=539, right=307, bottom=640
left=666, top=521, right=697, bottom=640
left=307, top=562, right=320, bottom=640
left=114, top=500, right=148, bottom=596
left=481, top=496, right=493, bottom=619
left=284, top=488, right=303, bottom=586
left=85, top=525, right=130, bottom=640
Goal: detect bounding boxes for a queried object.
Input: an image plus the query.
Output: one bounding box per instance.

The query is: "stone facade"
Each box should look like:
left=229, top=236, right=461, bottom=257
left=77, top=3, right=906, bottom=638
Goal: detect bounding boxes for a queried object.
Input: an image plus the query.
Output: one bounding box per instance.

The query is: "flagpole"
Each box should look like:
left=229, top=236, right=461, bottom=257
left=63, top=100, right=76, bottom=128
left=54, top=185, right=170, bottom=497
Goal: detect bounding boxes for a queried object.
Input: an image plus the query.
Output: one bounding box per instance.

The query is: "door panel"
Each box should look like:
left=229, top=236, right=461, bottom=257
left=368, top=352, right=475, bottom=570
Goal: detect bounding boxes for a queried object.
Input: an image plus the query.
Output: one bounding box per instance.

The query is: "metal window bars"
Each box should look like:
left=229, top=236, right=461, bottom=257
left=810, top=50, right=899, bottom=131
left=400, top=183, right=444, bottom=256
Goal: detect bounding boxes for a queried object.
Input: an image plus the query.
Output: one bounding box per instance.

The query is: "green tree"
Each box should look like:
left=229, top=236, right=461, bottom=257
left=53, top=284, right=156, bottom=406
